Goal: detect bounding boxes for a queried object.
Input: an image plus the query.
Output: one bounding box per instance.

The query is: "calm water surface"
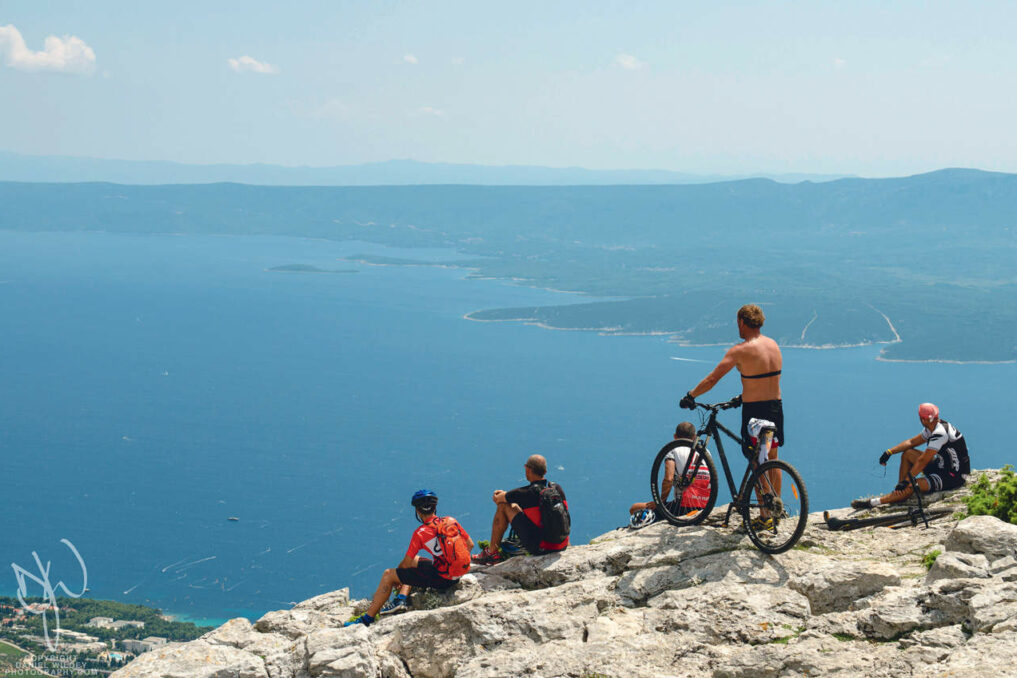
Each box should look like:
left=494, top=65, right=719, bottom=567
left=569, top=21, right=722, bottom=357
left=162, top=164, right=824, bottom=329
left=0, top=231, right=1010, bottom=623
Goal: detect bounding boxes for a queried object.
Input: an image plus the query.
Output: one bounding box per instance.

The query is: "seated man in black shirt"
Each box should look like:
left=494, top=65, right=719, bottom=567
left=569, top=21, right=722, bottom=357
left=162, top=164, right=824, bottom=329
left=472, top=454, right=569, bottom=564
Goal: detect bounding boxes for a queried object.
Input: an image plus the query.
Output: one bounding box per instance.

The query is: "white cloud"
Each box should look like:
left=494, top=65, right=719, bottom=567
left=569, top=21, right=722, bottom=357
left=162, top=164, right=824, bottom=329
left=615, top=53, right=645, bottom=71
left=416, top=106, right=444, bottom=117
left=403, top=54, right=418, bottom=64
left=833, top=57, right=847, bottom=69
left=0, top=24, right=96, bottom=74
left=228, top=55, right=279, bottom=75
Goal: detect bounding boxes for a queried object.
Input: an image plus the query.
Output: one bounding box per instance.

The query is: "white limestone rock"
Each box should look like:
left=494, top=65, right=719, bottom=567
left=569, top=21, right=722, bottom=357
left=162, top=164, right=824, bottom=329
left=293, top=588, right=351, bottom=612
left=114, top=474, right=1017, bottom=678
left=788, top=556, right=901, bottom=613
left=859, top=586, right=946, bottom=640
left=201, top=617, right=262, bottom=649
left=925, top=551, right=990, bottom=583
left=945, top=515, right=1017, bottom=561
left=255, top=607, right=352, bottom=639
left=111, top=640, right=268, bottom=678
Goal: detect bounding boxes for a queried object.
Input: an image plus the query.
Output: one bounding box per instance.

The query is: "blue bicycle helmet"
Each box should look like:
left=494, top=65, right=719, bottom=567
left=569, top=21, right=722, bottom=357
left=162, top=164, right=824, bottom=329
left=411, top=489, right=438, bottom=509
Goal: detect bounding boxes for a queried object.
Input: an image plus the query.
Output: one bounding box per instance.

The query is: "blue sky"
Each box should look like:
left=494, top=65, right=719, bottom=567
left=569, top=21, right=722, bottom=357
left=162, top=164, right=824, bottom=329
left=2, top=1, right=1016, bottom=175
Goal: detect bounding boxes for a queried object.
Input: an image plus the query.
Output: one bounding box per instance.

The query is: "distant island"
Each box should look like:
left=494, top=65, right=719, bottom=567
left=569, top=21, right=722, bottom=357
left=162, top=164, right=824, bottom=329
left=267, top=264, right=357, bottom=274
left=342, top=254, right=469, bottom=269
left=2, top=168, right=1015, bottom=362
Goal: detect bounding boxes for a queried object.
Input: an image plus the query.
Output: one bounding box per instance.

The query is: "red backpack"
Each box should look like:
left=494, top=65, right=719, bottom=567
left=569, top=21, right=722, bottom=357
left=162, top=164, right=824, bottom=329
left=433, top=517, right=471, bottom=578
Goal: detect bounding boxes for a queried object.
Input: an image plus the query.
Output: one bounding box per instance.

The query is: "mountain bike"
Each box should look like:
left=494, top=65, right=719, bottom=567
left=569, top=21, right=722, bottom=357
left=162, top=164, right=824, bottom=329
left=824, top=474, right=952, bottom=531
left=650, top=396, right=809, bottom=554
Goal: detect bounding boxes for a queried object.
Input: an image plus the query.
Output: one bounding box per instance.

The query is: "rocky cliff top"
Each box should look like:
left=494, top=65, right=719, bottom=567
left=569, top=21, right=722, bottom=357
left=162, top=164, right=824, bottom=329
left=113, top=469, right=1017, bottom=678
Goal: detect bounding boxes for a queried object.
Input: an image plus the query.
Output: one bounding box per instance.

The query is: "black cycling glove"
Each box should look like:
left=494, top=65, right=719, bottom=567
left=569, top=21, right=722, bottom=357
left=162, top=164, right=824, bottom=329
left=879, top=450, right=892, bottom=466
left=679, top=392, right=696, bottom=410
left=894, top=480, right=909, bottom=492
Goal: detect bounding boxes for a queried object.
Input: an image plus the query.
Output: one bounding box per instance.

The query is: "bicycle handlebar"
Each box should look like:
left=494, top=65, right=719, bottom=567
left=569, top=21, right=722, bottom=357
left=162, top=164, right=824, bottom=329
left=693, top=395, right=742, bottom=411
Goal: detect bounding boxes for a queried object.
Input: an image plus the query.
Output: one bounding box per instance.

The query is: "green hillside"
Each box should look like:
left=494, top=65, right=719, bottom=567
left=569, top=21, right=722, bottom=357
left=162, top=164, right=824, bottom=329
left=2, top=169, right=1014, bottom=361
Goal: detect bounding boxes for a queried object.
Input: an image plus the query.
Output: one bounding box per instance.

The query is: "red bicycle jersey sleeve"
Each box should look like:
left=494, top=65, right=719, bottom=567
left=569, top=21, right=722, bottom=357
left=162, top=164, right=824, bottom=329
left=404, top=531, right=422, bottom=559
left=404, top=524, right=430, bottom=559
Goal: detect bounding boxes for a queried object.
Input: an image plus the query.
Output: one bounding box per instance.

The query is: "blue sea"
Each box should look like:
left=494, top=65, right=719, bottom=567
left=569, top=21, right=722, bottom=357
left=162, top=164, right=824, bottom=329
left=0, top=230, right=1011, bottom=624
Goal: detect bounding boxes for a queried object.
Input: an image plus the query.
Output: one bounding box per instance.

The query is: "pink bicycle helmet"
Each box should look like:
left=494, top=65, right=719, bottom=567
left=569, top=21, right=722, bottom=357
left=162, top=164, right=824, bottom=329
left=918, top=402, right=940, bottom=422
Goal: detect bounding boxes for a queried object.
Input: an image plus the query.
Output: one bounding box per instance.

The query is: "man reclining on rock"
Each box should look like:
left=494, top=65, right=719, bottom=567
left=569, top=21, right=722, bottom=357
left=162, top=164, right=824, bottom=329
left=345, top=489, right=473, bottom=627
left=472, top=454, right=570, bottom=564
left=853, top=402, right=971, bottom=509
left=629, top=422, right=712, bottom=528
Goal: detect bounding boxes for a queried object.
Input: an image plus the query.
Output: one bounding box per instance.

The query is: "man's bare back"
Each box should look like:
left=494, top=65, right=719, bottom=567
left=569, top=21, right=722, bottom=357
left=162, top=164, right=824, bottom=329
left=731, top=335, right=782, bottom=403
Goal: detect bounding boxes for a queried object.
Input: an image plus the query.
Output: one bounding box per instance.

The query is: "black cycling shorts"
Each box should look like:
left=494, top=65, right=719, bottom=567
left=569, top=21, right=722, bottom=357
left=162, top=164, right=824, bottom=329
left=741, top=399, right=784, bottom=456
left=510, top=513, right=546, bottom=555
left=395, top=558, right=456, bottom=590
left=924, top=470, right=966, bottom=493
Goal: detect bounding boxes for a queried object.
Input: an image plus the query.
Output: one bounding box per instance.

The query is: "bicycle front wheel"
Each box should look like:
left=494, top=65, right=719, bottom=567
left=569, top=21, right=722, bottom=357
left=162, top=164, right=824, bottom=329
left=742, top=459, right=808, bottom=554
left=650, top=440, right=718, bottom=527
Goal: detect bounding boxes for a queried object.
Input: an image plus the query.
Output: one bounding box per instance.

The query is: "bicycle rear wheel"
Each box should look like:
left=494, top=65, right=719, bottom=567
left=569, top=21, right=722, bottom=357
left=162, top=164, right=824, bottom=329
left=650, top=440, right=718, bottom=526
left=742, top=459, right=808, bottom=554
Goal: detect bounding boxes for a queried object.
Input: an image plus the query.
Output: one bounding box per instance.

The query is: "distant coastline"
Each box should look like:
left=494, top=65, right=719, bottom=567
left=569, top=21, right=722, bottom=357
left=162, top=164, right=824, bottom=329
left=465, top=311, right=1016, bottom=365
left=266, top=264, right=357, bottom=274
left=4, top=177, right=1015, bottom=364
left=874, top=353, right=1017, bottom=366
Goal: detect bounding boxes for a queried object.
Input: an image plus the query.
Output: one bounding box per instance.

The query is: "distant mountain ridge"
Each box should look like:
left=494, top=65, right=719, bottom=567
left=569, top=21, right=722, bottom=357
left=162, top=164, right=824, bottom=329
left=2, top=168, right=1015, bottom=361
left=0, top=151, right=853, bottom=186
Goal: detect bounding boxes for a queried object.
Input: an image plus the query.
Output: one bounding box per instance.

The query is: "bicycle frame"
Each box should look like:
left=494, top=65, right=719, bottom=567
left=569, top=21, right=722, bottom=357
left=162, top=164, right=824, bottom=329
left=825, top=473, right=944, bottom=531
left=687, top=404, right=759, bottom=527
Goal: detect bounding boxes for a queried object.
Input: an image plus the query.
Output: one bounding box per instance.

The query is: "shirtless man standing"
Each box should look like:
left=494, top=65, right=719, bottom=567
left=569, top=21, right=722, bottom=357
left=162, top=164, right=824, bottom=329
left=680, top=304, right=784, bottom=462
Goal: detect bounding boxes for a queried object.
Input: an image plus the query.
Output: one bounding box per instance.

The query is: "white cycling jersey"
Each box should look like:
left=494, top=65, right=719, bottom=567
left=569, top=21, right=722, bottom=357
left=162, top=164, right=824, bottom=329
left=921, top=420, right=970, bottom=475
left=664, top=443, right=710, bottom=474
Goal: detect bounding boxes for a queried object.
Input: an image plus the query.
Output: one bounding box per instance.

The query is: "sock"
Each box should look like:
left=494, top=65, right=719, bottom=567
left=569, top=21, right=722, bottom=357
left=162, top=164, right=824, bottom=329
left=870, top=498, right=881, bottom=507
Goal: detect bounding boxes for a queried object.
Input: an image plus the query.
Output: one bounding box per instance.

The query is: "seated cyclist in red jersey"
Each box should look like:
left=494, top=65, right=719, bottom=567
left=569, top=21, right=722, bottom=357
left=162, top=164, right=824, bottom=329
left=853, top=402, right=971, bottom=509
left=345, top=489, right=473, bottom=627
left=472, top=454, right=570, bottom=565
left=629, top=422, right=712, bottom=528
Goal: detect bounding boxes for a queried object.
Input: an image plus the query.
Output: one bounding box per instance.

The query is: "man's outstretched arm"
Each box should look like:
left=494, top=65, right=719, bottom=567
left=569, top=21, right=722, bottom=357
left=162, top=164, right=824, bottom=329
left=880, top=433, right=926, bottom=463
left=690, top=347, right=738, bottom=398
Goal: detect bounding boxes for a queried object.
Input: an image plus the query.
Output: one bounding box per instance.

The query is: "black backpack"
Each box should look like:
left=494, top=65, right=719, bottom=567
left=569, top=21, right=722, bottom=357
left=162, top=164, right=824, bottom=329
left=538, top=481, right=571, bottom=544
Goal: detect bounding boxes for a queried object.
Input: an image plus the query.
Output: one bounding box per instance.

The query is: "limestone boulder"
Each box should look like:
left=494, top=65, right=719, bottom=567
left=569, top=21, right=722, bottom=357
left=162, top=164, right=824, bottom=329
left=201, top=617, right=262, bottom=649
left=111, top=640, right=268, bottom=678
left=925, top=551, right=990, bottom=583
left=789, top=556, right=901, bottom=613
left=255, top=606, right=352, bottom=639
left=945, top=515, right=1017, bottom=561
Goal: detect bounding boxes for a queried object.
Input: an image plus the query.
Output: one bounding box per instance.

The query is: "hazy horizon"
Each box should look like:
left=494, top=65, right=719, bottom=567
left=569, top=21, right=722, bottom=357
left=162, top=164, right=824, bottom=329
left=0, top=148, right=866, bottom=185
left=4, top=2, right=1017, bottom=176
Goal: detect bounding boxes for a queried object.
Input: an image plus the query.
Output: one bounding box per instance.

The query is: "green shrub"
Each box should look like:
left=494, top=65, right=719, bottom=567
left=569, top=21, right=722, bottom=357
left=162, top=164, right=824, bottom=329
left=922, top=549, right=941, bottom=570
left=963, top=466, right=1017, bottom=524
